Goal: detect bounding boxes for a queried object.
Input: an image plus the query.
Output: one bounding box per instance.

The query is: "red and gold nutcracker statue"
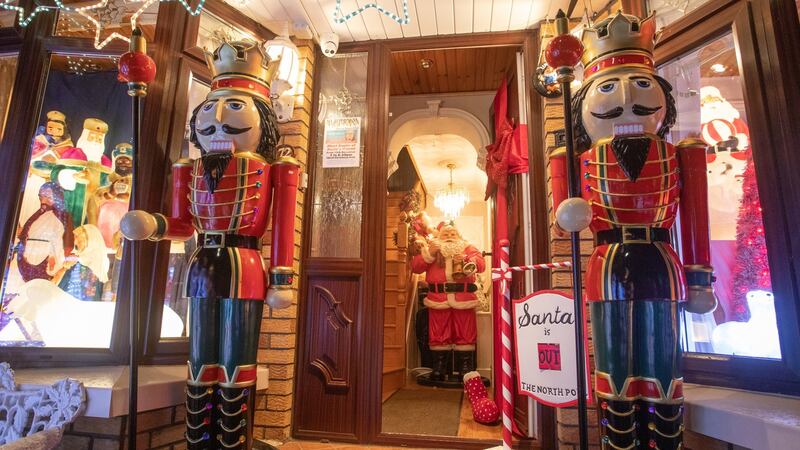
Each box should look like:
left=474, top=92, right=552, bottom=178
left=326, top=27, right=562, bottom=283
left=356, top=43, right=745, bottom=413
left=549, top=12, right=716, bottom=450
left=411, top=222, right=486, bottom=380
left=120, top=40, right=299, bottom=450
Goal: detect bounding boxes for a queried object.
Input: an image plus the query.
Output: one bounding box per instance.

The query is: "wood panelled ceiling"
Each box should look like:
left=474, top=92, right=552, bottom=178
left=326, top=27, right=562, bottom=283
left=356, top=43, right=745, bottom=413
left=225, top=0, right=610, bottom=42
left=390, top=46, right=517, bottom=95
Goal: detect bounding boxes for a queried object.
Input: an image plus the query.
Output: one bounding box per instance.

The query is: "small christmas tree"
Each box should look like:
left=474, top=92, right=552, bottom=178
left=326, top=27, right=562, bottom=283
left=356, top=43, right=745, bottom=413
left=731, top=150, right=772, bottom=321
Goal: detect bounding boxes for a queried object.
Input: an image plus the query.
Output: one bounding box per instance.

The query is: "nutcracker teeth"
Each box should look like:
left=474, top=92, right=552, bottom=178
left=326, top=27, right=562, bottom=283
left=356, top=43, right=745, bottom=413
left=614, top=123, right=644, bottom=136
left=209, top=140, right=234, bottom=153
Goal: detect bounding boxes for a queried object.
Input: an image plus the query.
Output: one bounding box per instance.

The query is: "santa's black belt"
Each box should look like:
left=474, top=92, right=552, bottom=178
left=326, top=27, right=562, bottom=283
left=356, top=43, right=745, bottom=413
left=199, top=232, right=260, bottom=250
left=429, top=283, right=478, bottom=294
left=596, top=227, right=671, bottom=245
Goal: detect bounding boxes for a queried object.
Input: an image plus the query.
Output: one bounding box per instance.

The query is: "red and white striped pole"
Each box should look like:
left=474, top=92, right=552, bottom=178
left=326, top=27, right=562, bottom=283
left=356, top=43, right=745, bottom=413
left=491, top=251, right=573, bottom=450
left=498, top=239, right=513, bottom=450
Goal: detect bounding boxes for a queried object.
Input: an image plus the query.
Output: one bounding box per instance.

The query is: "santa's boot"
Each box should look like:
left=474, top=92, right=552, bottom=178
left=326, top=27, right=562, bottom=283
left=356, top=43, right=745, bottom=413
left=216, top=385, right=254, bottom=449
left=463, top=371, right=499, bottom=424
left=185, top=383, right=215, bottom=449
left=638, top=401, right=683, bottom=450
left=430, top=350, right=449, bottom=381
left=597, top=399, right=638, bottom=449
left=454, top=350, right=475, bottom=377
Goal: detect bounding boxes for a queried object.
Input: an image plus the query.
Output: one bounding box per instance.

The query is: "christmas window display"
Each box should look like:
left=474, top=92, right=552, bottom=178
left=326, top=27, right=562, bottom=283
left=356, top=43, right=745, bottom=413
left=0, top=53, right=133, bottom=348
left=658, top=33, right=781, bottom=358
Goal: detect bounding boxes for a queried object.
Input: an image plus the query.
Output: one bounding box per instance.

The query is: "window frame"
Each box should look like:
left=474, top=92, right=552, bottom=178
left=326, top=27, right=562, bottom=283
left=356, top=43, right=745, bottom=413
left=654, top=0, right=800, bottom=394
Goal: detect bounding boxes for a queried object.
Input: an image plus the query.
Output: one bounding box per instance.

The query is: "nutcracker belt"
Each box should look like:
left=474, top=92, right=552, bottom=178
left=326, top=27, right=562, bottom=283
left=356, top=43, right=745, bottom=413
left=429, top=283, right=478, bottom=294
left=595, top=226, right=671, bottom=245
left=199, top=232, right=260, bottom=250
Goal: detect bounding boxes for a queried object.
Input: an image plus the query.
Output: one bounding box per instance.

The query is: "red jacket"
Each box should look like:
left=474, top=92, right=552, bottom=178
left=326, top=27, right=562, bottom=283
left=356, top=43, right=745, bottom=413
left=411, top=245, right=485, bottom=310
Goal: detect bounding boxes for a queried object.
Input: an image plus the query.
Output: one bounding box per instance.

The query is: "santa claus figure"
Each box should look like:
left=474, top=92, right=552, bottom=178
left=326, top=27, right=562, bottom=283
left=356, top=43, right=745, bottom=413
left=76, top=118, right=108, bottom=163
left=700, top=85, right=750, bottom=151
left=411, top=222, right=485, bottom=380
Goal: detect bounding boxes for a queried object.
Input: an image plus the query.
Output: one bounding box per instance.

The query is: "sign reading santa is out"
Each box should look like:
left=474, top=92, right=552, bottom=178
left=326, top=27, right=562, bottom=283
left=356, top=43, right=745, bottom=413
left=513, top=290, right=591, bottom=407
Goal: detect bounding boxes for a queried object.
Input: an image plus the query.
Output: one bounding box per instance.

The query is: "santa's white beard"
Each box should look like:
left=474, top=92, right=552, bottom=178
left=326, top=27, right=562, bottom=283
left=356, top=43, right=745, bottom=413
left=77, top=132, right=106, bottom=163
left=438, top=238, right=467, bottom=259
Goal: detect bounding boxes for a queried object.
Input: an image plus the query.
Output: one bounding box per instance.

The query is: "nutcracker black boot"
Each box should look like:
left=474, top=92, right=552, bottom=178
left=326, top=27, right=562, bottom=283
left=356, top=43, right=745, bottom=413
left=185, top=382, right=216, bottom=450
left=597, top=398, right=638, bottom=450
left=430, top=350, right=449, bottom=381
left=638, top=401, right=683, bottom=450
left=216, top=384, right=254, bottom=449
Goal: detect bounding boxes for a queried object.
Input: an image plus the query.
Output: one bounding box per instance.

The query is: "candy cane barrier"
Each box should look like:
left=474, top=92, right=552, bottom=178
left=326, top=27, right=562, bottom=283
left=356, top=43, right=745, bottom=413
left=490, top=248, right=573, bottom=450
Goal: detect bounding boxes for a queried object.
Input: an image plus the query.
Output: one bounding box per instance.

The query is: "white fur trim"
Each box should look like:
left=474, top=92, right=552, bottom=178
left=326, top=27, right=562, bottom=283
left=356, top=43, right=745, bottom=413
left=424, top=298, right=452, bottom=310
left=454, top=344, right=476, bottom=351
left=463, top=371, right=481, bottom=383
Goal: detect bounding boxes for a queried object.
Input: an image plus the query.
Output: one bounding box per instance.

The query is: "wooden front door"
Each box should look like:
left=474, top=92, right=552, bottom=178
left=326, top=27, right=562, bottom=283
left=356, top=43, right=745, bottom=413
left=293, top=44, right=390, bottom=443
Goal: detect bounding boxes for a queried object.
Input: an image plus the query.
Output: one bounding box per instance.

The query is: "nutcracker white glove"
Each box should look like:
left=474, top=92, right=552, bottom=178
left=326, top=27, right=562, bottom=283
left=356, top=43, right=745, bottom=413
left=555, top=197, right=593, bottom=233
left=120, top=210, right=157, bottom=241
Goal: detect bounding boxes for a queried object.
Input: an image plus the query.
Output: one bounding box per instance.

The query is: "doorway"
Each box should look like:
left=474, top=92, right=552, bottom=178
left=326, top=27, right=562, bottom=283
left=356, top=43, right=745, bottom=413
left=294, top=32, right=545, bottom=448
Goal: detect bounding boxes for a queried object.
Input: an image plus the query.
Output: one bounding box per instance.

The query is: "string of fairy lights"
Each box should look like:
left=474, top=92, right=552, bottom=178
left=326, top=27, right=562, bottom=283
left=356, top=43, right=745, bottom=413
left=0, top=0, right=206, bottom=49
left=333, top=0, right=410, bottom=25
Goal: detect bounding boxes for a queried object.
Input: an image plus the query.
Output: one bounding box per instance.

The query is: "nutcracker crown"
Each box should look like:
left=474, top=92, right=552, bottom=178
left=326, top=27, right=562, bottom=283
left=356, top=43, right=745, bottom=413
left=579, top=11, right=657, bottom=82
left=205, top=40, right=281, bottom=101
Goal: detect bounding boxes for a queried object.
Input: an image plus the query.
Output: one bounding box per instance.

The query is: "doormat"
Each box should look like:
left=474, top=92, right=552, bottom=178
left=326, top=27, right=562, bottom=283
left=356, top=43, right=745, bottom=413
left=381, top=387, right=463, bottom=436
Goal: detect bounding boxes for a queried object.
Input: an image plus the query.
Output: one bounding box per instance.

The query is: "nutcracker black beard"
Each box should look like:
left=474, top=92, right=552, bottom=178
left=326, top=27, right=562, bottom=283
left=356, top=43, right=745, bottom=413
left=189, top=95, right=281, bottom=193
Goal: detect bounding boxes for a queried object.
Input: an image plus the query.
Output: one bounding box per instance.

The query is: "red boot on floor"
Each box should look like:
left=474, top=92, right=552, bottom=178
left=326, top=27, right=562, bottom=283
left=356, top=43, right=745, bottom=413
left=463, top=371, right=500, bottom=425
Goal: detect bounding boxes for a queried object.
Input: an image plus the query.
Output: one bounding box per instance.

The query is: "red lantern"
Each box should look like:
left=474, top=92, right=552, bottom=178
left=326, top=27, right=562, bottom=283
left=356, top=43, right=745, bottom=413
left=545, top=34, right=584, bottom=69
left=118, top=28, right=156, bottom=96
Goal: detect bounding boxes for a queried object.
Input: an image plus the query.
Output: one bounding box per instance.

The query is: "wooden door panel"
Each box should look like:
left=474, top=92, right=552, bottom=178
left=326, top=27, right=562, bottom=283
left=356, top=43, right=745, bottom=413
left=295, top=275, right=360, bottom=438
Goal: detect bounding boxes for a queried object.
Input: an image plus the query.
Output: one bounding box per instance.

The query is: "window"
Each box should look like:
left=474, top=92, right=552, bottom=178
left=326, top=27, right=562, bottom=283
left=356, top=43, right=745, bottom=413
left=0, top=53, right=131, bottom=349
left=309, top=53, right=368, bottom=258
left=158, top=75, right=209, bottom=340
left=648, top=0, right=712, bottom=29
left=659, top=33, right=782, bottom=360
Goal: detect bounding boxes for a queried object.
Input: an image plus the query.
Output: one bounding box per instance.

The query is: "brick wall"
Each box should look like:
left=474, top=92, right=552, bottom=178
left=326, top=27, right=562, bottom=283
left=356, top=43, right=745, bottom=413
left=254, top=39, right=315, bottom=442
left=56, top=405, right=186, bottom=450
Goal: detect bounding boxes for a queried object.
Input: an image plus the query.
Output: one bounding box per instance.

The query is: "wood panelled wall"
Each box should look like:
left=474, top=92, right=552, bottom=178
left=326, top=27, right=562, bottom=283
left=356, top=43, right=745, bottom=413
left=255, top=40, right=316, bottom=442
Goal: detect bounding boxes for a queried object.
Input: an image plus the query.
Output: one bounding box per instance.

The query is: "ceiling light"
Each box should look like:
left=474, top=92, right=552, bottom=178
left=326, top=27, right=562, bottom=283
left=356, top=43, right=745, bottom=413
left=420, top=58, right=433, bottom=69
left=434, top=163, right=469, bottom=220
left=711, top=63, right=726, bottom=73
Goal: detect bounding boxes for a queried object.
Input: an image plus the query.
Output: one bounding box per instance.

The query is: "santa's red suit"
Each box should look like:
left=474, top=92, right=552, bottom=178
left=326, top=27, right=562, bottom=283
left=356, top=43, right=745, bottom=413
left=411, top=242, right=485, bottom=351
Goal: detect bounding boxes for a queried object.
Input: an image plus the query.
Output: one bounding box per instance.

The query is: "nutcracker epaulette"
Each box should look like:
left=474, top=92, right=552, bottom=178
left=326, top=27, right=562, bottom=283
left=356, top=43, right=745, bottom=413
left=272, top=154, right=301, bottom=166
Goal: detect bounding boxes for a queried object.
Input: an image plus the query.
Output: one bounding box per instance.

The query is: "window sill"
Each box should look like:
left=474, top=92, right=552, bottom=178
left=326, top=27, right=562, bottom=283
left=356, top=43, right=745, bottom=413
left=13, top=365, right=269, bottom=418
left=684, top=383, right=800, bottom=449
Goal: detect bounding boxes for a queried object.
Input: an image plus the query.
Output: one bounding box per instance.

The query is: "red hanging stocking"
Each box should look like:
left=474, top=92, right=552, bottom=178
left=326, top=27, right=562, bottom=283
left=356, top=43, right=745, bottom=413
left=463, top=371, right=500, bottom=425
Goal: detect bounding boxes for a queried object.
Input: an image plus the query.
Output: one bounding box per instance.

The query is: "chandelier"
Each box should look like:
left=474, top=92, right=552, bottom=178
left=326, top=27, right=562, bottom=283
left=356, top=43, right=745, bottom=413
left=434, top=164, right=469, bottom=219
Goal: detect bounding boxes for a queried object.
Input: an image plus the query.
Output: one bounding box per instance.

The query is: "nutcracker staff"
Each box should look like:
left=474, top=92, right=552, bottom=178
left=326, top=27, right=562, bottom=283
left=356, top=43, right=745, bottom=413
left=549, top=12, right=717, bottom=450
left=121, top=40, right=300, bottom=450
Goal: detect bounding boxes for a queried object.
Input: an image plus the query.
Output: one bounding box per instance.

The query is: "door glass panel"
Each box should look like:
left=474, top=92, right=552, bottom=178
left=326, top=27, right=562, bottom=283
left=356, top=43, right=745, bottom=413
left=0, top=54, right=18, bottom=141
left=0, top=53, right=130, bottom=348
left=658, top=33, right=781, bottom=359
left=309, top=53, right=367, bottom=258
